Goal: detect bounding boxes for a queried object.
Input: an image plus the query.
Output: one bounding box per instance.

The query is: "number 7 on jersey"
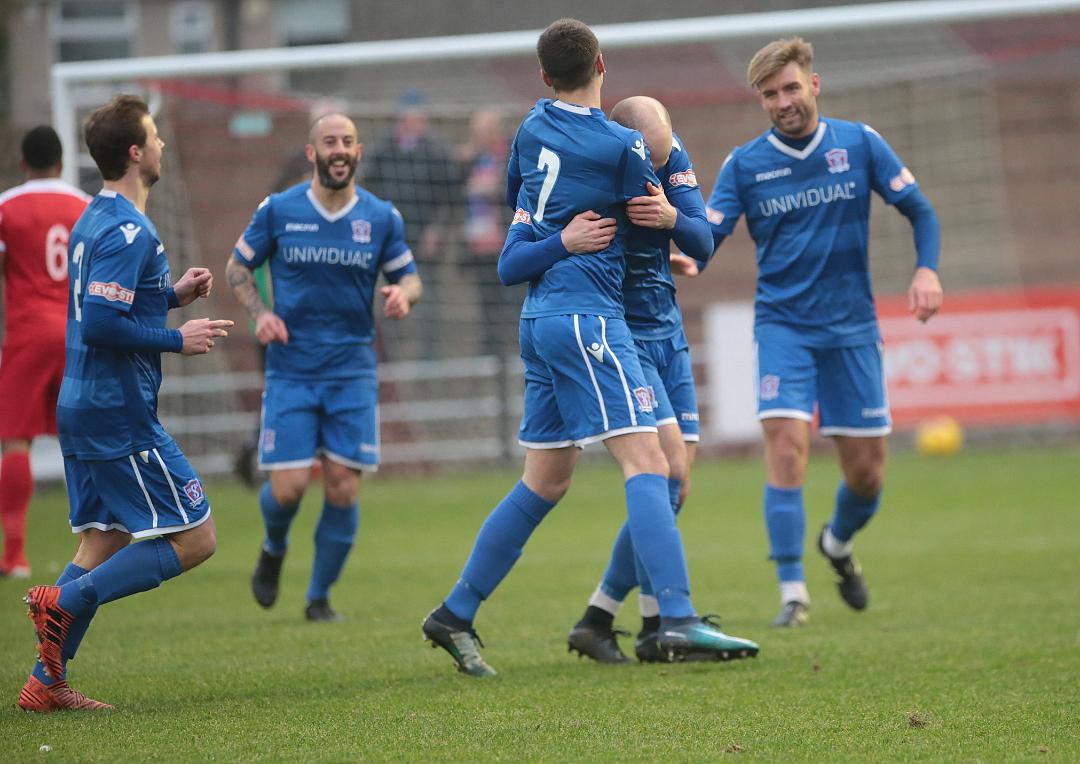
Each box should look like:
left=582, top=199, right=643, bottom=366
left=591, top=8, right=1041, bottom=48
left=535, top=146, right=560, bottom=222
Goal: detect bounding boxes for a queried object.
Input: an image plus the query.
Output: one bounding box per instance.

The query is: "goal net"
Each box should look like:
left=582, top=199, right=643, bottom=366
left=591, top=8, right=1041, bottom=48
left=53, top=3, right=1080, bottom=474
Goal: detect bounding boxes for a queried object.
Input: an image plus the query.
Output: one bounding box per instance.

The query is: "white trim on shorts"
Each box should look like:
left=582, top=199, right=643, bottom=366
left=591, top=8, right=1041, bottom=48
left=819, top=425, right=893, bottom=438
left=683, top=434, right=701, bottom=443
left=130, top=509, right=212, bottom=539
left=575, top=425, right=658, bottom=447
left=70, top=520, right=131, bottom=535
left=152, top=448, right=190, bottom=524
left=573, top=314, right=609, bottom=432
left=259, top=457, right=316, bottom=471
left=598, top=316, right=638, bottom=428
left=758, top=409, right=814, bottom=422
left=320, top=448, right=379, bottom=473
left=518, top=438, right=577, bottom=450
left=656, top=417, right=679, bottom=427
left=128, top=454, right=159, bottom=529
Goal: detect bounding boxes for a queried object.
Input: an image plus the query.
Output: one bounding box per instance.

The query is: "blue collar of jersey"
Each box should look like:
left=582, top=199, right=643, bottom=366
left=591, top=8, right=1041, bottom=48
left=767, top=120, right=827, bottom=160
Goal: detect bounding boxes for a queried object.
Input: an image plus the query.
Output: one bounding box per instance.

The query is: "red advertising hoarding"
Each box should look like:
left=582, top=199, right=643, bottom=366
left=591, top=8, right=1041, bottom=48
left=877, top=286, right=1080, bottom=428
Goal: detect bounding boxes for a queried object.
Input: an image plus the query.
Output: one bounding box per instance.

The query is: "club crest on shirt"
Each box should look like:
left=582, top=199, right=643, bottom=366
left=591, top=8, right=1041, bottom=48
left=825, top=148, right=849, bottom=174
left=183, top=478, right=205, bottom=508
left=632, top=386, right=656, bottom=414
left=760, top=374, right=781, bottom=401
left=352, top=219, right=372, bottom=243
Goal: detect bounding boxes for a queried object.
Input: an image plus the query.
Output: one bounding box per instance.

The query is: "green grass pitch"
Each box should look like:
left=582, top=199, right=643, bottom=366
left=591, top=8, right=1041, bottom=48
left=2, top=445, right=1078, bottom=761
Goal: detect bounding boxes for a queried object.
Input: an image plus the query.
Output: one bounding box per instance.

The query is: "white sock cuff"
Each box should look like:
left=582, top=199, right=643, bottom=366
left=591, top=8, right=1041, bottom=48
left=638, top=594, right=660, bottom=617
left=780, top=581, right=810, bottom=605
left=822, top=526, right=854, bottom=558
left=588, top=586, right=624, bottom=616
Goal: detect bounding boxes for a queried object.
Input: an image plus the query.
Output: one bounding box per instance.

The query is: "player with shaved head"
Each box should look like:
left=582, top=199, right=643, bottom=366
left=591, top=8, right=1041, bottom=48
left=562, top=95, right=732, bottom=663
left=226, top=112, right=422, bottom=622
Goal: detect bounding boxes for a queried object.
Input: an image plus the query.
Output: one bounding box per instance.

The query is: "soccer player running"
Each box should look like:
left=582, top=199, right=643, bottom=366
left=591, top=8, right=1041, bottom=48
left=20, top=95, right=231, bottom=711
left=226, top=113, right=421, bottom=622
left=0, top=126, right=89, bottom=579
left=706, top=38, right=943, bottom=627
left=422, top=19, right=757, bottom=677
left=537, top=97, right=720, bottom=664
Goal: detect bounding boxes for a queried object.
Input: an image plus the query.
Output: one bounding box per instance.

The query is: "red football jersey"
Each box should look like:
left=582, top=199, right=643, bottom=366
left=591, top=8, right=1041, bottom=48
left=0, top=179, right=90, bottom=340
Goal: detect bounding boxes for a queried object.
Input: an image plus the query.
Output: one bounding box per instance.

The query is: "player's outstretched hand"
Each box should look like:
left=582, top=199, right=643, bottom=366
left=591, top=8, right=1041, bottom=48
left=173, top=267, right=214, bottom=306
left=381, top=285, right=411, bottom=319
left=255, top=312, right=289, bottom=345
left=670, top=252, right=700, bottom=278
left=180, top=318, right=234, bottom=355
left=908, top=266, right=943, bottom=323
left=561, top=211, right=617, bottom=254
left=627, top=182, right=677, bottom=230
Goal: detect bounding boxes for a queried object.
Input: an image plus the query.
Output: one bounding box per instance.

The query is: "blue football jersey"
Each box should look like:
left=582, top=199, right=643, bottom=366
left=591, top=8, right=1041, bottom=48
left=623, top=133, right=707, bottom=341
left=706, top=118, right=917, bottom=347
left=57, top=190, right=175, bottom=459
left=507, top=99, right=659, bottom=319
left=233, top=182, right=416, bottom=380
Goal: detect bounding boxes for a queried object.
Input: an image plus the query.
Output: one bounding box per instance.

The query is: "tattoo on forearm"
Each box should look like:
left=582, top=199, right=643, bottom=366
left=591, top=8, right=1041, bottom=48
left=226, top=260, right=269, bottom=320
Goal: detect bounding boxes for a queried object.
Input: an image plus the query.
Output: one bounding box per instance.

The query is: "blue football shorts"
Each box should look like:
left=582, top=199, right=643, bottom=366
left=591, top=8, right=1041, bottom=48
left=755, top=338, right=891, bottom=436
left=259, top=376, right=379, bottom=471
left=518, top=314, right=658, bottom=448
left=634, top=331, right=700, bottom=442
left=66, top=438, right=211, bottom=538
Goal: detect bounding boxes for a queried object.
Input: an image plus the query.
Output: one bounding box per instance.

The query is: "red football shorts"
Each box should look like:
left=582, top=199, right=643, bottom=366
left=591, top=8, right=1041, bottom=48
left=0, top=336, right=65, bottom=439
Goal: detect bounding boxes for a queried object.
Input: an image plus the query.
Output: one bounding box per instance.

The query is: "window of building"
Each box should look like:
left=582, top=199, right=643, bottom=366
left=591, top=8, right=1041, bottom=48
left=170, top=1, right=213, bottom=54
left=50, top=0, right=138, bottom=62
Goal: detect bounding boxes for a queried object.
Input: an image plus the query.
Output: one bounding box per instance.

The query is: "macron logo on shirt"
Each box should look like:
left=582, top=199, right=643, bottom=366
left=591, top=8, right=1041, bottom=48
left=631, top=139, right=647, bottom=162
left=119, top=223, right=141, bottom=245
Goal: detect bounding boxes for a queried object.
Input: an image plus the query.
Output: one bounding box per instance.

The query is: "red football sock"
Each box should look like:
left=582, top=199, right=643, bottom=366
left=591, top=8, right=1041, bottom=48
left=0, top=451, right=32, bottom=570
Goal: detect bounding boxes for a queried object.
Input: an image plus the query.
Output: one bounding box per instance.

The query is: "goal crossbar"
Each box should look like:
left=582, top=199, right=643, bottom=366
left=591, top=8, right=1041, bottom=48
left=51, top=0, right=1080, bottom=185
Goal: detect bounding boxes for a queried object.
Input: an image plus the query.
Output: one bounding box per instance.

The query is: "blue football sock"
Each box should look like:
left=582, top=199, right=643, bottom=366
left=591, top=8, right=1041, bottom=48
left=306, top=500, right=359, bottom=602
left=57, top=537, right=182, bottom=616
left=32, top=563, right=90, bottom=685
left=625, top=473, right=694, bottom=618
left=598, top=522, right=637, bottom=603
left=764, top=484, right=805, bottom=583
left=829, top=481, right=881, bottom=543
left=260, top=482, right=300, bottom=556
left=668, top=478, right=683, bottom=515
left=444, top=481, right=555, bottom=623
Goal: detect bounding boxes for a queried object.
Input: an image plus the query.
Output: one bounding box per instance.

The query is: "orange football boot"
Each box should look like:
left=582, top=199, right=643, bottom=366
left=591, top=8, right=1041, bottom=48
left=16, top=675, right=58, bottom=712
left=24, top=585, right=74, bottom=682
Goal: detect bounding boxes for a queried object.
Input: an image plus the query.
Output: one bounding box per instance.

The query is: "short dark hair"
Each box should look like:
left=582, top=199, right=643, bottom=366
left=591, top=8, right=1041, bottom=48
left=536, top=18, right=600, bottom=92
left=21, top=126, right=63, bottom=171
left=84, top=95, right=150, bottom=181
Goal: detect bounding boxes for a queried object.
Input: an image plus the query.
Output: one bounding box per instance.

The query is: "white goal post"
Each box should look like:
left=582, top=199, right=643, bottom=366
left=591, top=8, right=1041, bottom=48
left=51, top=0, right=1080, bottom=186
